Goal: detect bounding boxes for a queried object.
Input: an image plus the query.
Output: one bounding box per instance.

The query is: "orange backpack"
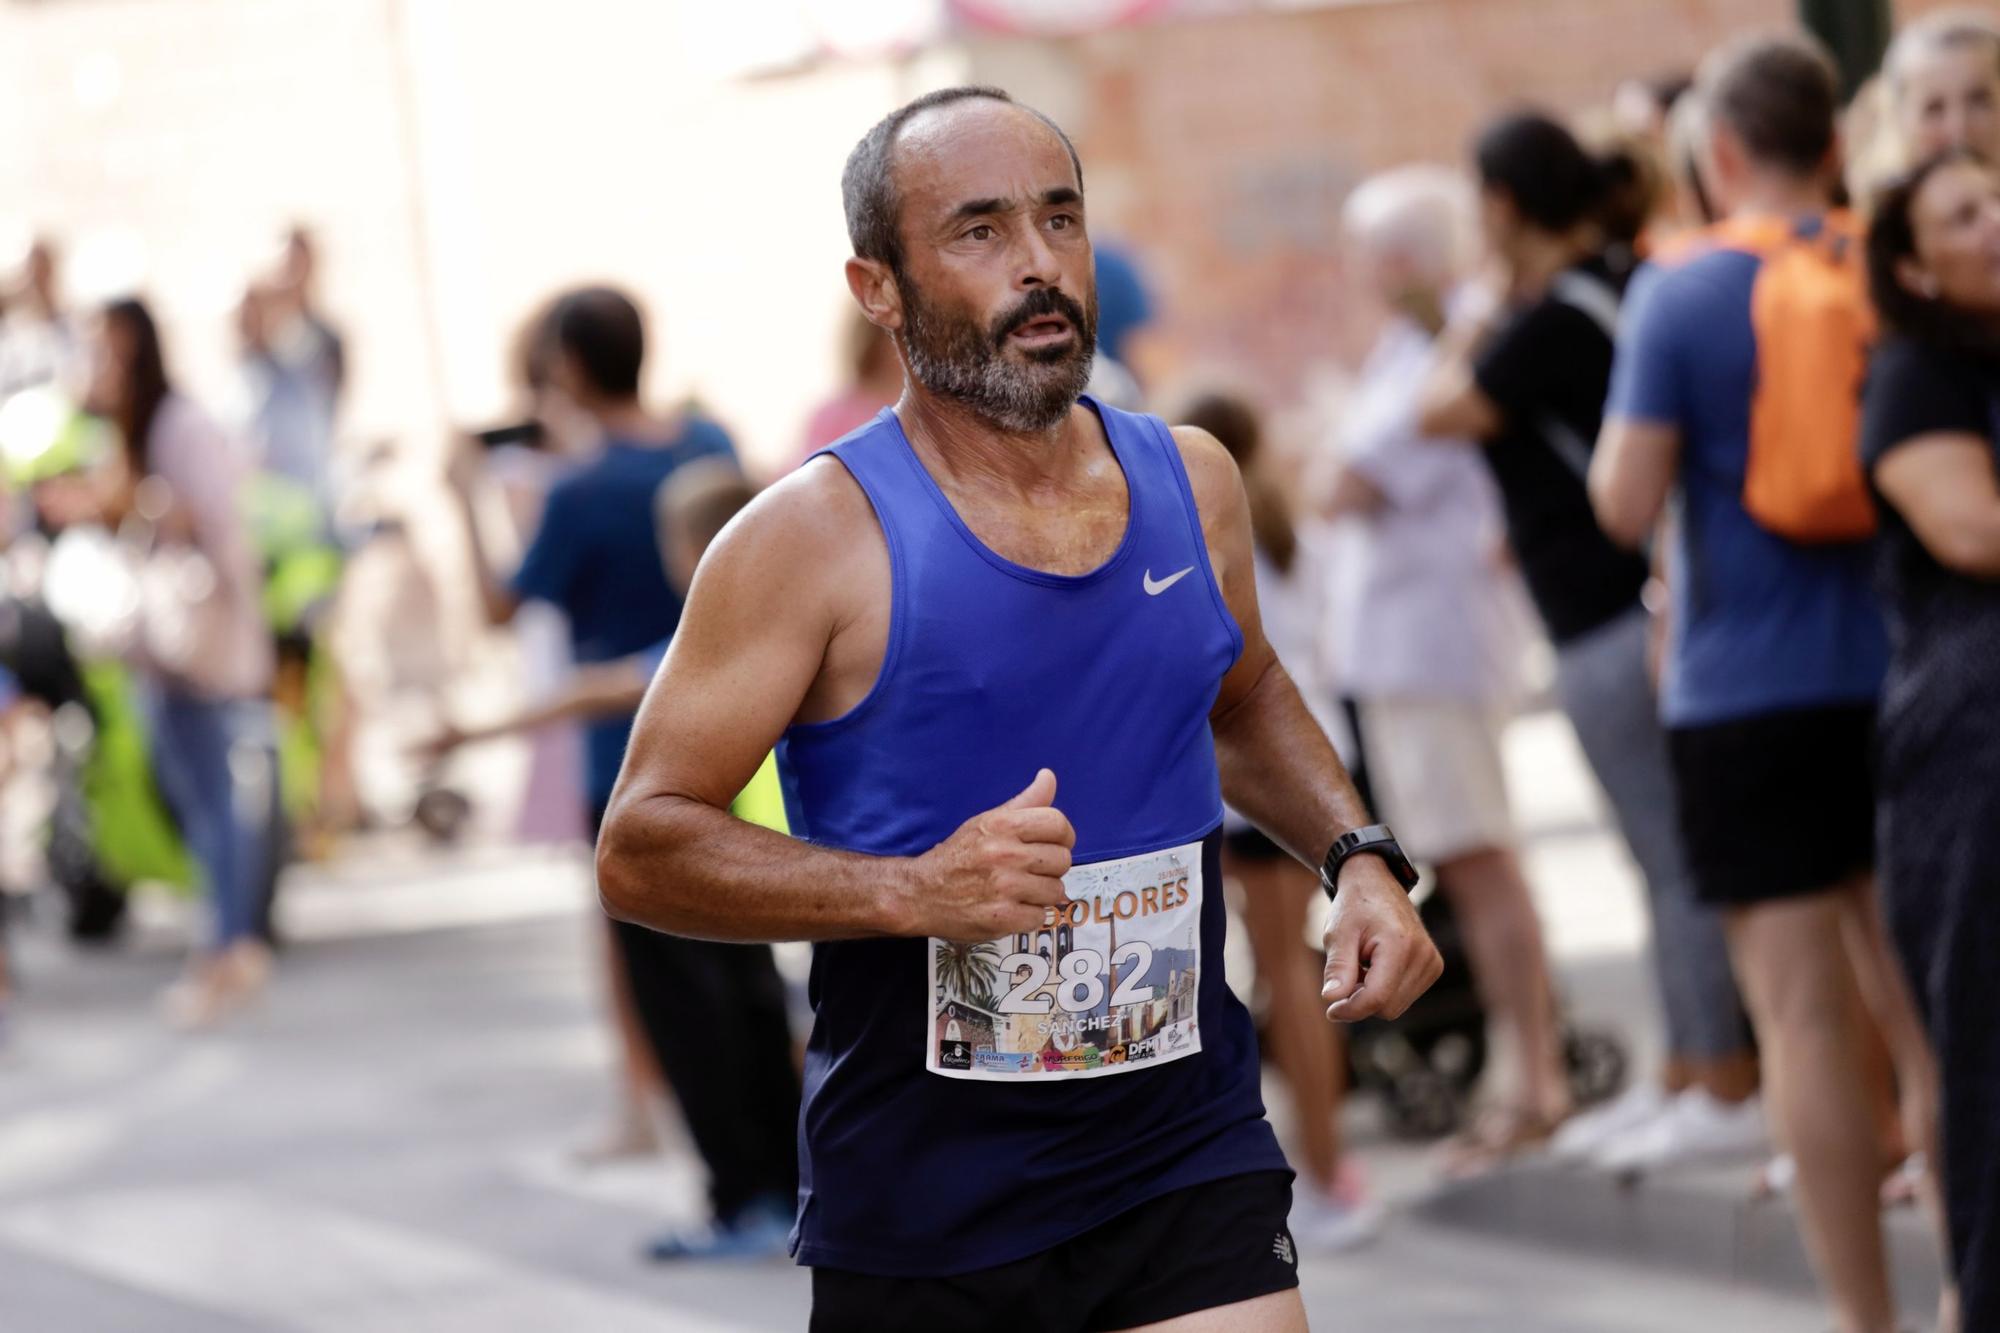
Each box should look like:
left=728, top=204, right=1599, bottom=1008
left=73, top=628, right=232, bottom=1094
left=1695, top=210, right=1879, bottom=543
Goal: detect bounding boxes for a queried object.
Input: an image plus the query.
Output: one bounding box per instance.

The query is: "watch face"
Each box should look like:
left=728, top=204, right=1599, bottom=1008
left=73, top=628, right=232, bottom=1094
left=1388, top=849, right=1420, bottom=889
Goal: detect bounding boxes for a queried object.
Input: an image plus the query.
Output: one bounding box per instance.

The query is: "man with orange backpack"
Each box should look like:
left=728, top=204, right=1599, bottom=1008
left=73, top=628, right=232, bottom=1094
left=1589, top=33, right=1943, bottom=1333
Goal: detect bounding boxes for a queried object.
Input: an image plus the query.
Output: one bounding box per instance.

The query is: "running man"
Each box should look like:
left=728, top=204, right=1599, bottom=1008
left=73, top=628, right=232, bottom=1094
left=597, top=86, right=1441, bottom=1332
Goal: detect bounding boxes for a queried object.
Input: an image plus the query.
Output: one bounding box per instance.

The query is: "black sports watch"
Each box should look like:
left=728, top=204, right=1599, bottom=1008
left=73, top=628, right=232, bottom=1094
left=1320, top=824, right=1420, bottom=900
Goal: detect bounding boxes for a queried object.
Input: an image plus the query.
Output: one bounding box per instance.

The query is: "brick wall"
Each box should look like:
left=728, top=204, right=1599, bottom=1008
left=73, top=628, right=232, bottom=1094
left=972, top=0, right=1950, bottom=410
left=0, top=0, right=1957, bottom=469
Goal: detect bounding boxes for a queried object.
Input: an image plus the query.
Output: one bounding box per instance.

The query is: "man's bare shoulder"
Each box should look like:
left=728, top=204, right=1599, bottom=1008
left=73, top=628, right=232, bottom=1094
left=1166, top=423, right=1248, bottom=528
left=729, top=454, right=875, bottom=551
left=687, top=454, right=884, bottom=632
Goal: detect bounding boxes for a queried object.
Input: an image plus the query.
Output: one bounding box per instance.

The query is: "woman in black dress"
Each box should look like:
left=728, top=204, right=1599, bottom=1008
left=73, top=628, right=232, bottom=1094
left=1863, top=147, right=2000, bottom=1330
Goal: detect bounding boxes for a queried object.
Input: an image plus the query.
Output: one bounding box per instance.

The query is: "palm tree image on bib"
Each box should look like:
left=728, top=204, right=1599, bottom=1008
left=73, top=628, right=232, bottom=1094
left=935, top=940, right=1003, bottom=1012
left=927, top=841, right=1205, bottom=1080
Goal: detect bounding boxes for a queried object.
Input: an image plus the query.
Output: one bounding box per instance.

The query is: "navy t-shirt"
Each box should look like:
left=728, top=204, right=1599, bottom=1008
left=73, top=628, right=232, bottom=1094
left=509, top=420, right=735, bottom=806
left=1604, top=242, right=1887, bottom=728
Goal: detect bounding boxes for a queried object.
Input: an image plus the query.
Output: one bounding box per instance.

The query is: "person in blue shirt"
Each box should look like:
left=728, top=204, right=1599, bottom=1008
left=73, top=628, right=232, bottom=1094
left=1091, top=243, right=1153, bottom=368
left=1590, top=36, right=1941, bottom=1333
left=435, top=459, right=752, bottom=775
left=450, top=289, right=794, bottom=1258
left=457, top=287, right=735, bottom=813
left=597, top=86, right=1441, bottom=1331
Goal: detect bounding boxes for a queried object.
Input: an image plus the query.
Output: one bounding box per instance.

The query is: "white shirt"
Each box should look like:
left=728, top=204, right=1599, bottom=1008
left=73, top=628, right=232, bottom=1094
left=1321, top=318, right=1525, bottom=705
left=1223, top=535, right=1349, bottom=837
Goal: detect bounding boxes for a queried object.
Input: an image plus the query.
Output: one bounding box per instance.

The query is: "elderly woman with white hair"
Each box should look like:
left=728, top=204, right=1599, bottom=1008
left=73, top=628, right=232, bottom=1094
left=1889, top=7, right=2000, bottom=166
left=1319, top=165, right=1573, bottom=1168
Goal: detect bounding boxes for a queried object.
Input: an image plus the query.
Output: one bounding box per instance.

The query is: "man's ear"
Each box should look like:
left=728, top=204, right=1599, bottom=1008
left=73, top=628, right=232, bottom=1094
left=845, top=257, right=904, bottom=333
left=1705, top=120, right=1745, bottom=203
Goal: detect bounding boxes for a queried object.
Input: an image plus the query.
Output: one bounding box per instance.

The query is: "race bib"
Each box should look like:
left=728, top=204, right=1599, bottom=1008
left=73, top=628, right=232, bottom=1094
left=927, top=839, right=1203, bottom=1081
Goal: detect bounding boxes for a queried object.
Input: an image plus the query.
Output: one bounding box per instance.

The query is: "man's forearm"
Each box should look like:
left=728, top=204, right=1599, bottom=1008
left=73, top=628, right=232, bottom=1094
left=1212, top=658, right=1373, bottom=870
left=596, top=792, right=911, bottom=942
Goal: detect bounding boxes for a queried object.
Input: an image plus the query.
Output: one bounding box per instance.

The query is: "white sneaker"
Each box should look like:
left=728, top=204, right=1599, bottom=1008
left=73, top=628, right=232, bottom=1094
left=1547, top=1082, right=1670, bottom=1163
left=1289, top=1174, right=1382, bottom=1255
left=1752, top=1152, right=1796, bottom=1200
left=1595, top=1089, right=1768, bottom=1174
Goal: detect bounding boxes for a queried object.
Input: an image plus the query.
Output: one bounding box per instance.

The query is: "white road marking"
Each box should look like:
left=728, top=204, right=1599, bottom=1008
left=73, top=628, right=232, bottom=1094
left=0, top=1111, right=120, bottom=1196
left=0, top=1185, right=759, bottom=1332
left=0, top=1045, right=243, bottom=1196
left=276, top=859, right=593, bottom=942
left=507, top=1148, right=706, bottom=1224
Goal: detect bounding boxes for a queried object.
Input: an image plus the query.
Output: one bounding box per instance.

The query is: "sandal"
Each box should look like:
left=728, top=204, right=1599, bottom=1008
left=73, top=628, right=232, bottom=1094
left=1440, top=1103, right=1564, bottom=1177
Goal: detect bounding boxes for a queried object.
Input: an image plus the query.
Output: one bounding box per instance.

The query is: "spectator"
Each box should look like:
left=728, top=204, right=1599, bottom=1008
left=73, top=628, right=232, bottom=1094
left=1417, top=110, right=1760, bottom=1174
left=242, top=228, right=345, bottom=505
left=478, top=299, right=593, bottom=849
left=1588, top=136, right=1666, bottom=265
left=456, top=302, right=656, bottom=1164
left=1091, top=242, right=1155, bottom=373
left=1603, top=75, right=1704, bottom=251
left=270, top=228, right=346, bottom=407
left=82, top=299, right=277, bottom=1028
left=236, top=280, right=334, bottom=509
left=1887, top=8, right=2000, bottom=167
left=435, top=456, right=800, bottom=1261
left=1862, top=146, right=2000, bottom=1332
left=0, top=238, right=78, bottom=399
left=1613, top=73, right=1696, bottom=145
left=449, top=286, right=765, bottom=1253
left=1326, top=166, right=1571, bottom=1166
left=1186, top=390, right=1376, bottom=1251
left=430, top=461, right=759, bottom=778
left=1590, top=36, right=1940, bottom=1333
left=789, top=308, right=900, bottom=471
left=453, top=287, right=735, bottom=816
left=1082, top=242, right=1158, bottom=407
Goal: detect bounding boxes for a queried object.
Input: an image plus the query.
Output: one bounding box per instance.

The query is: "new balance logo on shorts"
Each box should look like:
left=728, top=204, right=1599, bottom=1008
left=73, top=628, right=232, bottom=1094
left=1272, top=1231, right=1296, bottom=1267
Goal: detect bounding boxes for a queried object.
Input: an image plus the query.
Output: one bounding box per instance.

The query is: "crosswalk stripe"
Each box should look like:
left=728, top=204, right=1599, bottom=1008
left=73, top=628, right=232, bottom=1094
left=0, top=1047, right=241, bottom=1197
left=0, top=1185, right=761, bottom=1332
left=276, top=859, right=593, bottom=942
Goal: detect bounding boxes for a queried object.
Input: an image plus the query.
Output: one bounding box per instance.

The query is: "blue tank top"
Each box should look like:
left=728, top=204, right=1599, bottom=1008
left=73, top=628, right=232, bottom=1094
left=781, top=397, right=1287, bottom=1277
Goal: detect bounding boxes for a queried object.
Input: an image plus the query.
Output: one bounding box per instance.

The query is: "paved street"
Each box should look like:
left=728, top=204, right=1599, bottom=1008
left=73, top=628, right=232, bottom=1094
left=0, top=719, right=1832, bottom=1331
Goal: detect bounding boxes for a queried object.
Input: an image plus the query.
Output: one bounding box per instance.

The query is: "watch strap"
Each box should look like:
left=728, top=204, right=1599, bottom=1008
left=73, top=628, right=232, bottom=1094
left=1321, top=823, right=1421, bottom=897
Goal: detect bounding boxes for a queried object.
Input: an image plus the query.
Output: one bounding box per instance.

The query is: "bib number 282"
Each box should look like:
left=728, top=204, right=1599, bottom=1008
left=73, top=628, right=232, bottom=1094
left=998, top=941, right=1155, bottom=1014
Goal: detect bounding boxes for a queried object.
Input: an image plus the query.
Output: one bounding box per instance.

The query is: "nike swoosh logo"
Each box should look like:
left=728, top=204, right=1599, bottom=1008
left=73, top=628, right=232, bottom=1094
left=1143, top=566, right=1194, bottom=596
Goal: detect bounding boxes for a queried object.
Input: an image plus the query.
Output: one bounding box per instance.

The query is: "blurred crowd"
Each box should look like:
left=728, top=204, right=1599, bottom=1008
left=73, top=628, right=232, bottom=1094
left=2, top=7, right=2000, bottom=1333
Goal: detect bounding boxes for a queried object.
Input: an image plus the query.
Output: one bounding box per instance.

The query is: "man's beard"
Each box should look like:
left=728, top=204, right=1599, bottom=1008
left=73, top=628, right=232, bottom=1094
left=897, top=275, right=1097, bottom=433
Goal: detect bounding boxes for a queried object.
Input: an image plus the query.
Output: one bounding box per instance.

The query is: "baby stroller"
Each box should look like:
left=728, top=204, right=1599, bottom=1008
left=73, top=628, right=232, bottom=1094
left=0, top=594, right=193, bottom=941
left=1329, top=698, right=1628, bottom=1139
left=1346, top=884, right=1629, bottom=1139
left=0, top=394, right=291, bottom=944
